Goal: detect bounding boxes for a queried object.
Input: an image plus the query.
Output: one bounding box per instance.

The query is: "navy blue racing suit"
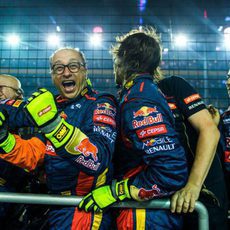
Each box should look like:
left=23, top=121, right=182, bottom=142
left=114, top=75, right=188, bottom=230
left=0, top=87, right=118, bottom=230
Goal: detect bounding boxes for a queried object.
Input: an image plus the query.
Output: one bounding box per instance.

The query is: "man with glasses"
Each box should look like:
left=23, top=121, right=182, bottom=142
left=0, top=74, right=29, bottom=227
left=0, top=74, right=24, bottom=100
left=0, top=47, right=118, bottom=229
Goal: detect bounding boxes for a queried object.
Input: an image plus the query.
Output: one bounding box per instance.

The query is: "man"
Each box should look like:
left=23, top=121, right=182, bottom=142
left=0, top=74, right=29, bottom=227
left=0, top=47, right=118, bottom=229
left=79, top=27, right=188, bottom=229
left=157, top=75, right=228, bottom=229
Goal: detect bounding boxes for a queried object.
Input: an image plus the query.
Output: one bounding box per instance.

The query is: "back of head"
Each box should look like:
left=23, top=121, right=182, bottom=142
left=111, top=26, right=162, bottom=82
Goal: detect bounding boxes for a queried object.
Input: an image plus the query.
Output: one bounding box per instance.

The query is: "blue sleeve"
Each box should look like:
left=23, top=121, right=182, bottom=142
left=54, top=96, right=118, bottom=175
left=123, top=97, right=188, bottom=200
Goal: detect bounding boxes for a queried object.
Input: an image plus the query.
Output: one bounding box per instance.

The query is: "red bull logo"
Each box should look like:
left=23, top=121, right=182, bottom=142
left=74, top=138, right=98, bottom=161
left=133, top=106, right=158, bottom=118
left=138, top=184, right=161, bottom=200
left=97, top=102, right=116, bottom=112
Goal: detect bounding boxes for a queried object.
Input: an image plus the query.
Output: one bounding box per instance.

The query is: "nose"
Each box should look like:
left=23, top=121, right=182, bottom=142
left=63, top=66, right=71, bottom=77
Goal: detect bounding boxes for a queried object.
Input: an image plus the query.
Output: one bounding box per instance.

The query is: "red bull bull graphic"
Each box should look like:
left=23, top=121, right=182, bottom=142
left=133, top=106, right=158, bottom=118
left=74, top=138, right=98, bottom=161
left=138, top=184, right=161, bottom=200
left=97, top=102, right=116, bottom=112
left=132, top=113, right=163, bottom=128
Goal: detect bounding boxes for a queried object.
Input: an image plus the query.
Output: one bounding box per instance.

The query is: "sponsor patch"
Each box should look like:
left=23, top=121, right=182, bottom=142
left=5, top=99, right=15, bottom=105
left=133, top=106, right=158, bottom=118
left=97, top=102, right=116, bottom=112
left=145, top=143, right=176, bottom=154
left=184, top=94, right=201, bottom=104
left=75, top=155, right=100, bottom=171
left=74, top=138, right=98, bottom=161
left=143, top=136, right=173, bottom=148
left=132, top=113, right=163, bottom=128
left=38, top=105, right=52, bottom=117
left=168, top=103, right=177, bottom=110
left=12, top=100, right=23, bottom=107
left=138, top=184, right=161, bottom=200
left=93, top=114, right=116, bottom=127
left=53, top=123, right=70, bottom=142
left=94, top=108, right=116, bottom=118
left=136, top=124, right=167, bottom=139
left=188, top=101, right=204, bottom=110
left=46, top=142, right=57, bottom=156
left=118, top=181, right=125, bottom=196
left=224, top=151, right=230, bottom=163
left=93, top=125, right=116, bottom=143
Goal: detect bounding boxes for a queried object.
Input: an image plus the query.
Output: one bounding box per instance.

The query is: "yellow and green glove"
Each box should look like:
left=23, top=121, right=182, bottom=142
left=0, top=109, right=16, bottom=153
left=24, top=88, right=74, bottom=148
left=78, top=179, right=131, bottom=212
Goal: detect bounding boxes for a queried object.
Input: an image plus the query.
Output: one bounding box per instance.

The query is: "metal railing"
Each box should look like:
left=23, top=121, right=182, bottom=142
left=0, top=192, right=209, bottom=230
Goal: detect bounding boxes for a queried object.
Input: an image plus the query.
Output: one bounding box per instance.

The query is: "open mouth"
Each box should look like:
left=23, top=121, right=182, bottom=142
left=62, top=80, right=76, bottom=92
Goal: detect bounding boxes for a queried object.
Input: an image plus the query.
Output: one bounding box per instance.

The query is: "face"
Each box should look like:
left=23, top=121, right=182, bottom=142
left=51, top=49, right=87, bottom=99
left=113, top=58, right=124, bottom=86
left=0, top=76, right=21, bottom=100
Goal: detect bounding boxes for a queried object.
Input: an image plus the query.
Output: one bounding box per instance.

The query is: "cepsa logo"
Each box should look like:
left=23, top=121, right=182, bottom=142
left=74, top=138, right=98, bottom=161
left=133, top=106, right=158, bottom=118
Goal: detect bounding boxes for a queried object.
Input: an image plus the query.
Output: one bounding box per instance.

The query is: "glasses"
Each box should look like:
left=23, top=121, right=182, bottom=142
left=0, top=85, right=24, bottom=97
left=51, top=62, right=85, bottom=75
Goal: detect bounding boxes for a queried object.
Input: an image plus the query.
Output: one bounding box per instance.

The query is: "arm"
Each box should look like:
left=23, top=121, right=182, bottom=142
left=171, top=109, right=220, bottom=213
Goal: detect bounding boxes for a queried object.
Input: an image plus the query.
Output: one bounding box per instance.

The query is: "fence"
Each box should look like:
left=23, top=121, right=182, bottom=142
left=0, top=192, right=209, bottom=230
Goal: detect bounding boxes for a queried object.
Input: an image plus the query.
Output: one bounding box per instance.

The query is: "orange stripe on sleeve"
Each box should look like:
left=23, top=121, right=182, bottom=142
left=0, top=134, right=46, bottom=171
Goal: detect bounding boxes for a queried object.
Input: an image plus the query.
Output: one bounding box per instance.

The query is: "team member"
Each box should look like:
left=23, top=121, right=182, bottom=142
left=0, top=74, right=28, bottom=227
left=79, top=27, right=188, bottom=229
left=157, top=75, right=227, bottom=229
left=0, top=47, right=118, bottom=229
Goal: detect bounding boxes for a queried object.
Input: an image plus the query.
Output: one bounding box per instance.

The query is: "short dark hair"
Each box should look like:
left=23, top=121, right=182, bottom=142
left=111, top=26, right=162, bottom=80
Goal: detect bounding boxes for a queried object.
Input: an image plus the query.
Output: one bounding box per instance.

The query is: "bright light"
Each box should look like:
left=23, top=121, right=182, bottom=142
left=224, top=27, right=230, bottom=49
left=174, top=34, right=187, bottom=47
left=89, top=33, right=102, bottom=47
left=47, top=34, right=60, bottom=46
left=56, top=26, right=61, bottom=32
left=93, top=26, right=103, bottom=33
left=6, top=34, right=20, bottom=46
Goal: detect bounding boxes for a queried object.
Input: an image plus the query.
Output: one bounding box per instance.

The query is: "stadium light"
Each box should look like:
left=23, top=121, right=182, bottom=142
left=89, top=26, right=103, bottom=48
left=174, top=34, right=187, bottom=47
left=6, top=34, right=20, bottom=46
left=47, top=34, right=60, bottom=46
left=224, top=27, right=230, bottom=49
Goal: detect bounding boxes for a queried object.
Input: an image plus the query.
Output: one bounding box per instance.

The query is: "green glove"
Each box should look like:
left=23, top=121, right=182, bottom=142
left=0, top=110, right=16, bottom=153
left=78, top=179, right=131, bottom=212
left=24, top=88, right=61, bottom=133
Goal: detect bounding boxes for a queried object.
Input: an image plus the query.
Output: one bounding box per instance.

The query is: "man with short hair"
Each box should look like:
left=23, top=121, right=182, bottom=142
left=79, top=27, right=188, bottom=229
left=0, top=47, right=118, bottom=229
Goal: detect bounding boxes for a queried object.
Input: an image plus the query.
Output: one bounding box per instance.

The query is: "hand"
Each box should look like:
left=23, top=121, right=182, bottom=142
left=78, top=179, right=131, bottom=212
left=0, top=109, right=8, bottom=142
left=170, top=183, right=201, bottom=213
left=24, top=88, right=61, bottom=133
left=0, top=109, right=16, bottom=153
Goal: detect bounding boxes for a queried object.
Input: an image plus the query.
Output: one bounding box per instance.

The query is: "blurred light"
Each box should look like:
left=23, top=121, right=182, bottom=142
left=218, top=26, right=223, bottom=32
left=163, top=48, right=169, bottom=52
left=225, top=16, right=230, bottom=21
left=216, top=46, right=221, bottom=51
left=224, top=27, right=230, bottom=49
left=89, top=33, right=102, bottom=47
left=6, top=34, right=20, bottom=46
left=47, top=34, right=60, bottom=46
left=174, top=34, right=187, bottom=47
left=203, top=9, right=208, bottom=18
left=139, top=0, right=147, bottom=12
left=93, top=26, right=103, bottom=33
left=139, top=25, right=143, bottom=31
left=56, top=26, right=61, bottom=32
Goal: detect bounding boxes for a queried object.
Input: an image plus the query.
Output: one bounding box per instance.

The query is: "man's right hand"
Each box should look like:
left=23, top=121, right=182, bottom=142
left=24, top=88, right=61, bottom=133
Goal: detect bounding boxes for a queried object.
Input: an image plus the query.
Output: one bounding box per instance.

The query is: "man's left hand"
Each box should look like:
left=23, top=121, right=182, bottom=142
left=170, top=183, right=201, bottom=213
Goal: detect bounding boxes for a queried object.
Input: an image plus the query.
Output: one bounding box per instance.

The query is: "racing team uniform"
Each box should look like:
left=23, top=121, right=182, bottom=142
left=0, top=86, right=118, bottom=230
left=114, top=75, right=188, bottom=230
left=158, top=76, right=228, bottom=230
